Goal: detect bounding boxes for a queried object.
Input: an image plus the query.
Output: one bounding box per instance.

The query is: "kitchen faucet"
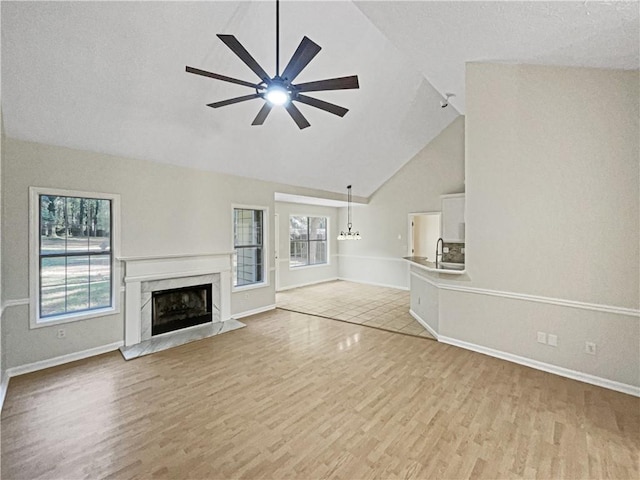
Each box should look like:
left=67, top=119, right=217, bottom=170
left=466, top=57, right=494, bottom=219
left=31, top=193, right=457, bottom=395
left=435, top=237, right=444, bottom=268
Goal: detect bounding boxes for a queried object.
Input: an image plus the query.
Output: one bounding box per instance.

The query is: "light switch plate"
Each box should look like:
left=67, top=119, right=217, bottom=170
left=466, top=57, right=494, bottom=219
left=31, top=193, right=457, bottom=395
left=443, top=247, right=450, bottom=253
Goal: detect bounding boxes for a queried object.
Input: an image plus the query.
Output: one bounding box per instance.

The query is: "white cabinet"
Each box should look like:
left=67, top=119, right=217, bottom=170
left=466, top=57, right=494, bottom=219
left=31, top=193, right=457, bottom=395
left=441, top=193, right=465, bottom=242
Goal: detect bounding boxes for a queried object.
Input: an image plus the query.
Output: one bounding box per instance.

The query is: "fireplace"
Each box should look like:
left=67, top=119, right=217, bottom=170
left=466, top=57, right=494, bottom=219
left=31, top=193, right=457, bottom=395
left=152, top=284, right=213, bottom=336
left=122, top=253, right=231, bottom=347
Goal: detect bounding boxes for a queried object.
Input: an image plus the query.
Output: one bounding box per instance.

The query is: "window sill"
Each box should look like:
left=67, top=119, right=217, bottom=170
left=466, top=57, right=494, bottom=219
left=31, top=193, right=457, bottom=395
left=289, top=262, right=330, bottom=271
left=232, top=281, right=270, bottom=293
left=31, top=306, right=120, bottom=329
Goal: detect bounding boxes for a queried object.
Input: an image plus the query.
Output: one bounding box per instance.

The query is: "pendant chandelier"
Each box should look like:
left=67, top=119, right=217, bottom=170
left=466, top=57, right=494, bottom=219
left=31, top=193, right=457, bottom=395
left=337, top=185, right=361, bottom=240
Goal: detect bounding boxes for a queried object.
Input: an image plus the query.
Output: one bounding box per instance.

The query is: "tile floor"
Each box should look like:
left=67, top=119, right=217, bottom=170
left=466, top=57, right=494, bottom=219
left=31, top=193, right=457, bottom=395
left=276, top=280, right=434, bottom=339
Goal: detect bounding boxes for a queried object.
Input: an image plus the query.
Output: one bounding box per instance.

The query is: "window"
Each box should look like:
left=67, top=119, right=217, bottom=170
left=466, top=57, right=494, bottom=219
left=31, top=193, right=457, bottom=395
left=233, top=207, right=266, bottom=287
left=30, top=187, right=120, bottom=327
left=289, top=216, right=327, bottom=267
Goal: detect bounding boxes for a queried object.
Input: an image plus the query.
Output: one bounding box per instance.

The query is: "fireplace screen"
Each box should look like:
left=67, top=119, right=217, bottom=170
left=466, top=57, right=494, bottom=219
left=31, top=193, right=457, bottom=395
left=151, top=283, right=213, bottom=336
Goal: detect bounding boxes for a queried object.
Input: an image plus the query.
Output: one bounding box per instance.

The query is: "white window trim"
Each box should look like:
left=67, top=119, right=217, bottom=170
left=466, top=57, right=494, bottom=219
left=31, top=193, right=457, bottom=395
left=288, top=214, right=330, bottom=270
left=29, top=187, right=121, bottom=329
left=231, top=204, right=269, bottom=292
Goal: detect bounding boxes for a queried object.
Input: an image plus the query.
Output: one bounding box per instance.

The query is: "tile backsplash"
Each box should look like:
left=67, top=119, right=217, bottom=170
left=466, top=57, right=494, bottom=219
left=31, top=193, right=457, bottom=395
left=443, top=243, right=465, bottom=263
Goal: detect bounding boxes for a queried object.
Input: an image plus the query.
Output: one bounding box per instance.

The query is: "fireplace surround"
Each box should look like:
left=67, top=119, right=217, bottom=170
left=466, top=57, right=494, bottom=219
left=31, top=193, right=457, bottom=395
left=121, top=253, right=232, bottom=347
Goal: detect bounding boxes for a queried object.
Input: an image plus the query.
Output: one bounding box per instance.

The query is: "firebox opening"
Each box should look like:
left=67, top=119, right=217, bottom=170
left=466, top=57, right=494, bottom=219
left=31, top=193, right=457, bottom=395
left=151, top=283, right=213, bottom=336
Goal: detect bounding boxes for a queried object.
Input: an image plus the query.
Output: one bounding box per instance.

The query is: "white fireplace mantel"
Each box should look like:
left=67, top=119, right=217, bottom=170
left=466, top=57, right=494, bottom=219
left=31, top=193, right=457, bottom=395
left=122, top=253, right=232, bottom=347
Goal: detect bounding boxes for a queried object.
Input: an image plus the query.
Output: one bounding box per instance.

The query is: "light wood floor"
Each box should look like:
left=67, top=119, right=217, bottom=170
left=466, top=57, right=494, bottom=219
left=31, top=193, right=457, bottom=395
left=2, top=309, right=638, bottom=479
left=277, top=280, right=434, bottom=339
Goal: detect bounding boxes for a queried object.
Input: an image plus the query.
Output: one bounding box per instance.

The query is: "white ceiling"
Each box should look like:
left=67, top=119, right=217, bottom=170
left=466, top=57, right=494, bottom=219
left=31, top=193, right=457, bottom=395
left=2, top=1, right=638, bottom=198
left=354, top=0, right=640, bottom=113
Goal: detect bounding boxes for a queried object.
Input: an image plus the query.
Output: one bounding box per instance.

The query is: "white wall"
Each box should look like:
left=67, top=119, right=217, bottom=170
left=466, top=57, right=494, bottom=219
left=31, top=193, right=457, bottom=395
left=338, top=116, right=466, bottom=288
left=274, top=202, right=339, bottom=290
left=466, top=63, right=638, bottom=307
left=339, top=63, right=639, bottom=391
left=409, top=267, right=439, bottom=334
left=449, top=63, right=639, bottom=388
left=0, top=138, right=343, bottom=370
left=0, top=110, right=6, bottom=409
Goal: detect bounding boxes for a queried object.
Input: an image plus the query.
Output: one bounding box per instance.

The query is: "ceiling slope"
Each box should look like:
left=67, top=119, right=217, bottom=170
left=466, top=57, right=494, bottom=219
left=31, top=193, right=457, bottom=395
left=4, top=1, right=635, bottom=198
left=354, top=0, right=640, bottom=113
left=1, top=1, right=457, bottom=198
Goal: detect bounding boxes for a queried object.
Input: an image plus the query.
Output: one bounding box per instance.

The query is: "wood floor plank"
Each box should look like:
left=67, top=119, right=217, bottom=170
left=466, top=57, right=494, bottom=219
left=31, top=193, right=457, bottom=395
left=1, top=308, right=638, bottom=479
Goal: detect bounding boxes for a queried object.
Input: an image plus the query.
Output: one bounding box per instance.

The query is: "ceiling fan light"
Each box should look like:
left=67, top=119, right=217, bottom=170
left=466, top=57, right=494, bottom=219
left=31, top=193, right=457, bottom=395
left=265, top=87, right=290, bottom=106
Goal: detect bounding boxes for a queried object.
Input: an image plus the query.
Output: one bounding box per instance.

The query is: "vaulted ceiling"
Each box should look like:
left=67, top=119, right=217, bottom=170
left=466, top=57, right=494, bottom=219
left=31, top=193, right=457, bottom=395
left=2, top=1, right=638, bottom=198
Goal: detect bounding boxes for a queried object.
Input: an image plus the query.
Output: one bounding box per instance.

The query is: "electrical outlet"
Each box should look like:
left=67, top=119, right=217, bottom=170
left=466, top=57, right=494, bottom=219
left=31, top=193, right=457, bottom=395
left=547, top=334, right=558, bottom=347
left=443, top=247, right=450, bottom=253
left=461, top=247, right=465, bottom=254
left=57, top=329, right=66, bottom=339
left=537, top=332, right=547, bottom=344
left=585, top=342, right=597, bottom=355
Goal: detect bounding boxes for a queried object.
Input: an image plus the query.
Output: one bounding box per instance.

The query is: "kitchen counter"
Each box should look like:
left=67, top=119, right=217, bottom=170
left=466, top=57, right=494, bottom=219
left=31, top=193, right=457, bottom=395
left=403, top=256, right=466, bottom=275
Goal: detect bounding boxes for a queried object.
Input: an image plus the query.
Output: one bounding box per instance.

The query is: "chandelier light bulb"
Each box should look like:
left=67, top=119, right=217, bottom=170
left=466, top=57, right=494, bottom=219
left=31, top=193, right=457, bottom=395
left=337, top=185, right=362, bottom=241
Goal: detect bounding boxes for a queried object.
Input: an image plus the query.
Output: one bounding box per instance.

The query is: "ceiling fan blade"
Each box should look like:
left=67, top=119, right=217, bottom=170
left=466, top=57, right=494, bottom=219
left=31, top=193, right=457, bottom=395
left=285, top=102, right=311, bottom=129
left=217, top=34, right=270, bottom=83
left=252, top=102, right=273, bottom=126
left=294, top=94, right=349, bottom=117
left=281, top=36, right=322, bottom=83
left=186, top=66, right=261, bottom=89
left=207, top=94, right=261, bottom=109
left=295, top=75, right=360, bottom=93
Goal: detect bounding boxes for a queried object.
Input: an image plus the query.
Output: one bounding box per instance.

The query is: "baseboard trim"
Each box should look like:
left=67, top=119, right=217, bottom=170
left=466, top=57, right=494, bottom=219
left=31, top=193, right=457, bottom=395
left=277, top=278, right=339, bottom=292
left=6, top=341, right=124, bottom=378
left=337, top=277, right=409, bottom=291
left=233, top=304, right=276, bottom=319
left=0, top=370, right=9, bottom=413
left=409, top=309, right=439, bottom=340
left=438, top=335, right=640, bottom=397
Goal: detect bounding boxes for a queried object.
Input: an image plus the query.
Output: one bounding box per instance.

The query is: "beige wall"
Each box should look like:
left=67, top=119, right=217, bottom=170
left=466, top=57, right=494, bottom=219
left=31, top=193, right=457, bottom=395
left=0, top=138, right=341, bottom=369
left=0, top=111, right=4, bottom=392
left=274, top=202, right=339, bottom=290
left=466, top=63, right=639, bottom=308
left=338, top=116, right=466, bottom=287
left=451, top=63, right=639, bottom=387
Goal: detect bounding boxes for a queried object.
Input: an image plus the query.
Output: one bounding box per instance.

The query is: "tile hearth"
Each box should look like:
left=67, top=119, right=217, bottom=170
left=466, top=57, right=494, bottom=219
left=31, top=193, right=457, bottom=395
left=277, top=280, right=434, bottom=339
left=119, top=319, right=245, bottom=360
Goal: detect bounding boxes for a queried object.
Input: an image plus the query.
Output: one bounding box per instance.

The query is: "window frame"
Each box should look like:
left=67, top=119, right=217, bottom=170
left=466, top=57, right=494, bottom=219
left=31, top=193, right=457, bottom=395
left=231, top=204, right=269, bottom=292
left=288, top=215, right=330, bottom=269
left=29, top=187, right=121, bottom=329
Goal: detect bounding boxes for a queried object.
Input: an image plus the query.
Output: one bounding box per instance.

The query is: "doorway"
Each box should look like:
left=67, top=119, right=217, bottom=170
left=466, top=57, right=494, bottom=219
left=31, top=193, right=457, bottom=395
left=408, top=212, right=441, bottom=260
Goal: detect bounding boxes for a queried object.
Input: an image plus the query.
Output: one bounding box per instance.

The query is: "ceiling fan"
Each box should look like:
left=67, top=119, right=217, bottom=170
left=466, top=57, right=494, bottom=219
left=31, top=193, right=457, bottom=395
left=186, top=0, right=359, bottom=129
